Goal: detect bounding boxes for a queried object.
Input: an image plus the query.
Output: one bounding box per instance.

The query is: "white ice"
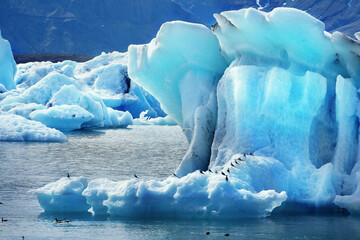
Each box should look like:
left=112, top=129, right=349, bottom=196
left=0, top=112, right=67, bottom=142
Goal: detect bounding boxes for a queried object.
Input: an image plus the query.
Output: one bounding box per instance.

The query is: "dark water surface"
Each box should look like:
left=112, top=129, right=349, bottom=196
left=0, top=126, right=359, bottom=239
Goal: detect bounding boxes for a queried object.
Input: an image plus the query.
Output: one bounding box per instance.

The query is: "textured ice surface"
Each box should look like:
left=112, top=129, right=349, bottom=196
left=36, top=7, right=360, bottom=217
left=0, top=112, right=67, bottom=142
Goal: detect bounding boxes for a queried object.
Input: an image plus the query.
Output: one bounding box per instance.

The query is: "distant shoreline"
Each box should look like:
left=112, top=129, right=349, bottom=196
left=14, top=53, right=95, bottom=64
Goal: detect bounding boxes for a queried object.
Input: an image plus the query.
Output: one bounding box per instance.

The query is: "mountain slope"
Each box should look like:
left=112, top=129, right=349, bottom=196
left=0, top=0, right=359, bottom=55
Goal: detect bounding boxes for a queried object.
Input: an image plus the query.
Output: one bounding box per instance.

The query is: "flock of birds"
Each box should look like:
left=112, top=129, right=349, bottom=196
left=135, top=152, right=254, bottom=183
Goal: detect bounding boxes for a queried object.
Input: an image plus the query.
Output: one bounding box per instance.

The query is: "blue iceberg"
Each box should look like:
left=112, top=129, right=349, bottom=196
left=35, top=8, right=360, bottom=217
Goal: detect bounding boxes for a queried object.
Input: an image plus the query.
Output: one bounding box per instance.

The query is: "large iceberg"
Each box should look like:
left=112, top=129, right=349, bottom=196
left=35, top=7, right=360, bottom=217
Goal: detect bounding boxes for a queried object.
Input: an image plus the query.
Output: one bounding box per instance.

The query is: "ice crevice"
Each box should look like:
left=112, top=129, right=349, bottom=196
left=34, top=7, right=360, bottom=217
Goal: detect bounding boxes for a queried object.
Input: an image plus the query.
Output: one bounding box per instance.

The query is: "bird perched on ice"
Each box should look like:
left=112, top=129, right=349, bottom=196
left=200, top=170, right=205, bottom=175
left=249, top=152, right=254, bottom=156
left=67, top=173, right=70, bottom=178
left=231, top=163, right=235, bottom=167
left=55, top=218, right=63, bottom=223
left=173, top=173, right=179, bottom=178
left=225, top=176, right=229, bottom=182
left=227, top=168, right=230, bottom=174
left=134, top=174, right=139, bottom=179
left=208, top=169, right=213, bottom=173
left=221, top=171, right=226, bottom=176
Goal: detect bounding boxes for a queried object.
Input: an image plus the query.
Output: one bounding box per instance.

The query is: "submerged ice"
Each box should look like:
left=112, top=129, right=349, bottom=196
left=35, top=7, right=360, bottom=217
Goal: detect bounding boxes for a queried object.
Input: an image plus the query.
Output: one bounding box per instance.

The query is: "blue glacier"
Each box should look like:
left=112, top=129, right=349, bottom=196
left=33, top=7, right=360, bottom=217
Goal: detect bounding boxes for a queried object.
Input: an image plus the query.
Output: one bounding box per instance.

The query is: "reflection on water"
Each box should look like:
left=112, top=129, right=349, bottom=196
left=1, top=126, right=360, bottom=239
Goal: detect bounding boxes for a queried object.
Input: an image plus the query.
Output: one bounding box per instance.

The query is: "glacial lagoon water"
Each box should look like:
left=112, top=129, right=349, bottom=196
left=1, top=126, right=360, bottom=239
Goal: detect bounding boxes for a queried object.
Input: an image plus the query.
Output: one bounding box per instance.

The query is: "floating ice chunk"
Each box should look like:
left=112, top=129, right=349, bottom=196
left=30, top=105, right=94, bottom=132
left=0, top=112, right=67, bottom=142
left=0, top=30, right=16, bottom=90
left=133, top=111, right=177, bottom=125
left=104, top=108, right=133, bottom=127
left=147, top=115, right=177, bottom=125
left=82, top=172, right=286, bottom=218
left=33, top=177, right=90, bottom=213
left=48, top=84, right=106, bottom=128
